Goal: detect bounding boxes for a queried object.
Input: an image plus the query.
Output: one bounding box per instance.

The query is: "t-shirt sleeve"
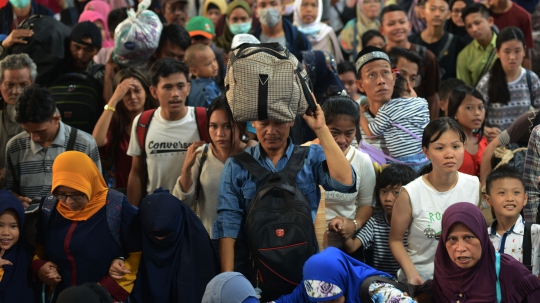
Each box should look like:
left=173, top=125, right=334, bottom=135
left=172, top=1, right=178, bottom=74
left=355, top=153, right=376, bottom=207
left=456, top=48, right=473, bottom=86
left=356, top=216, right=375, bottom=249
left=126, top=113, right=143, bottom=157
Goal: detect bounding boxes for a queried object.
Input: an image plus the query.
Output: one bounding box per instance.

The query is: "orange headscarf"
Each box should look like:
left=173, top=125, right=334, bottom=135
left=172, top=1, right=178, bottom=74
left=52, top=151, right=108, bottom=221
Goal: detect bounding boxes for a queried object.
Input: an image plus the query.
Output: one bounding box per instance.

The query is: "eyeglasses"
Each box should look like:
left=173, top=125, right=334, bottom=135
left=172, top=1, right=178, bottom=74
left=54, top=193, right=86, bottom=201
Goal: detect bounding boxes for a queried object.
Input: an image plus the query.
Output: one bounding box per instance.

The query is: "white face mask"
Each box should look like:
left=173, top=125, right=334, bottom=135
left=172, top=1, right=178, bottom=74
left=258, top=7, right=282, bottom=28
left=283, top=2, right=294, bottom=15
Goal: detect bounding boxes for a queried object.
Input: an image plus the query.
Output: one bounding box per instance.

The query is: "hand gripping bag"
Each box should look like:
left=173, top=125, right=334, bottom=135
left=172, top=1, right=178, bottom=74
left=113, top=0, right=162, bottom=66
left=225, top=43, right=317, bottom=123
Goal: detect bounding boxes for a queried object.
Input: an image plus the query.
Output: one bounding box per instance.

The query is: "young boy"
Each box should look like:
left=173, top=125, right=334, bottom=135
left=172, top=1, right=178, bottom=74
left=457, top=3, right=496, bottom=87
left=438, top=78, right=465, bottom=116
left=485, top=165, right=540, bottom=277
left=337, top=61, right=361, bottom=103
left=408, top=0, right=466, bottom=81
left=184, top=44, right=221, bottom=108
left=331, top=164, right=416, bottom=277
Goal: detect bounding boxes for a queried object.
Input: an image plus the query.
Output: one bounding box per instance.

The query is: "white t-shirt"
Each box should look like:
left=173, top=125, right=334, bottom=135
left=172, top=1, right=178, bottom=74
left=127, top=107, right=201, bottom=194
left=325, top=147, right=376, bottom=248
left=398, top=172, right=480, bottom=282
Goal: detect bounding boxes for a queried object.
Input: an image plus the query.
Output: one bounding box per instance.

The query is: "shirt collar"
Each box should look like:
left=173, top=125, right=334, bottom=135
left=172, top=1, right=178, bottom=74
left=473, top=32, right=497, bottom=51
left=489, top=215, right=524, bottom=235
left=253, top=137, right=293, bottom=162
left=29, top=121, right=65, bottom=154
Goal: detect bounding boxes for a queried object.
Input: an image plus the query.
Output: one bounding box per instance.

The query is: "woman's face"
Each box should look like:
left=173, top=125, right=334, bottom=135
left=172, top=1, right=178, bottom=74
left=205, top=8, right=222, bottom=27
left=54, top=185, right=89, bottom=211
left=327, top=116, right=356, bottom=153
left=497, top=39, right=525, bottom=74
left=121, top=77, right=146, bottom=113
left=365, top=36, right=386, bottom=49
left=422, top=130, right=464, bottom=173
left=209, top=109, right=239, bottom=150
left=362, top=0, right=381, bottom=20
left=454, top=94, right=485, bottom=132
left=300, top=0, right=318, bottom=24
left=450, top=0, right=467, bottom=27
left=94, top=20, right=107, bottom=45
left=445, top=222, right=482, bottom=269
left=229, top=7, right=250, bottom=24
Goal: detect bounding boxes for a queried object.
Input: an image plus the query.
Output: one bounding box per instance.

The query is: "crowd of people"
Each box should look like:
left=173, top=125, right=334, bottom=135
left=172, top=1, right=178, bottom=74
left=1, top=0, right=540, bottom=301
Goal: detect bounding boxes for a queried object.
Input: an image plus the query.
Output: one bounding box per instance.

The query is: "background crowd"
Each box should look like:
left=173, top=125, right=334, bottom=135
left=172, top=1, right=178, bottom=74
left=1, top=0, right=540, bottom=302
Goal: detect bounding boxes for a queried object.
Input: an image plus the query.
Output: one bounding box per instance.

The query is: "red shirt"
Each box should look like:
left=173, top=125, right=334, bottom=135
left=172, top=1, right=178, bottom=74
left=491, top=3, right=534, bottom=48
left=459, top=135, right=488, bottom=177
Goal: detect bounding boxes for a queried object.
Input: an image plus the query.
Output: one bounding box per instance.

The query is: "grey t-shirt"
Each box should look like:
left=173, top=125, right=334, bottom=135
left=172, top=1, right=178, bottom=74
left=260, top=33, right=287, bottom=48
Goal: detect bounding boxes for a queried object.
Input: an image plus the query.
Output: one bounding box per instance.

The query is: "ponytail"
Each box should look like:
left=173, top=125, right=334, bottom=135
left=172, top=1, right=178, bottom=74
left=487, top=59, right=510, bottom=105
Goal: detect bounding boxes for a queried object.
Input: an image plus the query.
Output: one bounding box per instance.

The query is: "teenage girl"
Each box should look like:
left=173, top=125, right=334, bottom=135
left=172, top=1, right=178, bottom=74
left=477, top=26, right=540, bottom=140
left=447, top=85, right=487, bottom=177
left=389, top=117, right=480, bottom=284
left=322, top=91, right=376, bottom=249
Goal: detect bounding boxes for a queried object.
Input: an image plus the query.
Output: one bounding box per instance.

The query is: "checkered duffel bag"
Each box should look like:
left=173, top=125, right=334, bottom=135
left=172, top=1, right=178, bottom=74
left=225, top=43, right=316, bottom=123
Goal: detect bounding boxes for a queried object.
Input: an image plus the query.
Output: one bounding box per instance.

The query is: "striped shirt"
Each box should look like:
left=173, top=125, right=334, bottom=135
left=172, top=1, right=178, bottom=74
left=4, top=121, right=101, bottom=199
left=356, top=213, right=407, bottom=277
left=368, top=97, right=429, bottom=158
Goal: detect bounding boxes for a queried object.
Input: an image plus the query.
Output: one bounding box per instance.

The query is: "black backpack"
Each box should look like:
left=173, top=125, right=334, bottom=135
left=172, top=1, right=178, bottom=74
left=49, top=70, right=104, bottom=135
left=231, top=146, right=318, bottom=302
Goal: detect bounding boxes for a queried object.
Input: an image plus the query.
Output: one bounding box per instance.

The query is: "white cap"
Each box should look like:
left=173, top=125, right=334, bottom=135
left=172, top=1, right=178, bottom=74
left=230, top=34, right=261, bottom=50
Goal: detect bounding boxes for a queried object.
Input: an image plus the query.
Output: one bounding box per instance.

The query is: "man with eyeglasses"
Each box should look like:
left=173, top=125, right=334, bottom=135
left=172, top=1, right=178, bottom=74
left=4, top=85, right=101, bottom=243
left=408, top=0, right=466, bottom=81
left=0, top=54, right=35, bottom=186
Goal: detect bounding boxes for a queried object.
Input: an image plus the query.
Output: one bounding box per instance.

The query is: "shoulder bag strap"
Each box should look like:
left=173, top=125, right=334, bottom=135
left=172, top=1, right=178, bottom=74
left=523, top=221, right=533, bottom=271
left=495, top=251, right=502, bottom=303
left=195, top=143, right=209, bottom=201
left=194, top=107, right=210, bottom=143
left=437, top=33, right=454, bottom=62
left=66, top=127, right=77, bottom=151
left=105, top=189, right=123, bottom=247
left=477, top=48, right=496, bottom=86
left=136, top=109, right=156, bottom=158
left=231, top=151, right=272, bottom=182
left=526, top=69, right=532, bottom=99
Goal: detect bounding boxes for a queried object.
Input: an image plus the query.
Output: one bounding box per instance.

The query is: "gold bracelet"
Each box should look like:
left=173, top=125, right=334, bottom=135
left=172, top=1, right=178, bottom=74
left=104, top=104, right=116, bottom=112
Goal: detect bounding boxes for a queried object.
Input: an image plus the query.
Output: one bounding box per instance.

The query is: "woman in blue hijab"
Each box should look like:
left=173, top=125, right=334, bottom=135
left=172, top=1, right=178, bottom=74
left=273, top=247, right=415, bottom=303
left=0, top=190, right=34, bottom=302
left=130, top=188, right=219, bottom=303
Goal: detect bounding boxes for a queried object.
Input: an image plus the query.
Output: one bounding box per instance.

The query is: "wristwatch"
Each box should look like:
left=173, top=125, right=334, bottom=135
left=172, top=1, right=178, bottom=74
left=104, top=104, right=116, bottom=112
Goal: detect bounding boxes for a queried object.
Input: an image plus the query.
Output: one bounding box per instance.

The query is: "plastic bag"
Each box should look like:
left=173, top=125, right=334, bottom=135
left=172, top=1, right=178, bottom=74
left=113, top=0, right=163, bottom=66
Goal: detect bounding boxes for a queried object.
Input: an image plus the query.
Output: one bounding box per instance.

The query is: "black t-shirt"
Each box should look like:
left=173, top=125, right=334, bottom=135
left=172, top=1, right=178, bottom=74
left=408, top=31, right=466, bottom=81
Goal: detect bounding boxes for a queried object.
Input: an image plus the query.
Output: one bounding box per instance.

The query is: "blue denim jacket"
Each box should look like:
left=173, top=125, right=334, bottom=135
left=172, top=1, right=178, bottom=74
left=212, top=139, right=357, bottom=240
left=188, top=78, right=221, bottom=108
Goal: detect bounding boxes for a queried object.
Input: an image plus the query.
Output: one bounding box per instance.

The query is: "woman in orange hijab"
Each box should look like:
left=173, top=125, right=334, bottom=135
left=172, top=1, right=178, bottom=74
left=31, top=151, right=141, bottom=302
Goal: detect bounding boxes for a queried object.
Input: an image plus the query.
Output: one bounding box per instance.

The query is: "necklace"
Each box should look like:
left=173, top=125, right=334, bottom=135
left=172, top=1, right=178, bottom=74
left=426, top=172, right=458, bottom=192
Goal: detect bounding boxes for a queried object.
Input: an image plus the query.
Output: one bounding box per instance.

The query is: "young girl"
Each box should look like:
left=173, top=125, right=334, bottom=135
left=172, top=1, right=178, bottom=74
left=321, top=92, right=376, bottom=249
left=92, top=68, right=158, bottom=190
left=0, top=190, right=33, bottom=302
left=293, top=0, right=343, bottom=63
left=447, top=85, right=487, bottom=177
left=172, top=96, right=252, bottom=249
left=389, top=117, right=480, bottom=284
left=477, top=26, right=540, bottom=139
left=335, top=164, right=416, bottom=277
left=361, top=29, right=386, bottom=50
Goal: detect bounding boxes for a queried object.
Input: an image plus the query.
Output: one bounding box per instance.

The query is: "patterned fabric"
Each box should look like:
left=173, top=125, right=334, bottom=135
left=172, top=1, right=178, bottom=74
left=523, top=124, right=540, bottom=221
left=304, top=280, right=343, bottom=298
left=369, top=282, right=416, bottom=303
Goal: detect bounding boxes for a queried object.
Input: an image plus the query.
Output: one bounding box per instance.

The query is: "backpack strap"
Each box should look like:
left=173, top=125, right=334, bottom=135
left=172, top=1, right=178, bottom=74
left=231, top=151, right=273, bottom=182
left=526, top=70, right=532, bottom=99
left=40, top=194, right=59, bottom=233
left=136, top=109, right=157, bottom=158
left=495, top=251, right=502, bottom=303
left=195, top=107, right=210, bottom=143
left=285, top=146, right=309, bottom=181
left=66, top=127, right=78, bottom=151
left=359, top=275, right=414, bottom=302
left=105, top=189, right=123, bottom=248
left=436, top=33, right=454, bottom=62
left=523, top=221, right=533, bottom=271
left=195, top=143, right=209, bottom=201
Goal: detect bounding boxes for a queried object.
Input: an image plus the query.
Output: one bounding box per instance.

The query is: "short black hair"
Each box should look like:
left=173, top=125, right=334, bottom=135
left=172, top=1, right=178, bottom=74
left=15, top=85, right=56, bottom=124
left=380, top=4, right=407, bottom=23
left=337, top=61, right=356, bottom=75
left=439, top=78, right=465, bottom=101
left=150, top=58, right=190, bottom=86
left=361, top=30, right=385, bottom=49
left=157, top=24, right=191, bottom=52
left=462, top=3, right=490, bottom=22
left=388, top=47, right=423, bottom=70
left=321, top=87, right=360, bottom=126
left=375, top=164, right=417, bottom=206
left=107, top=8, right=128, bottom=33
left=486, top=165, right=525, bottom=195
